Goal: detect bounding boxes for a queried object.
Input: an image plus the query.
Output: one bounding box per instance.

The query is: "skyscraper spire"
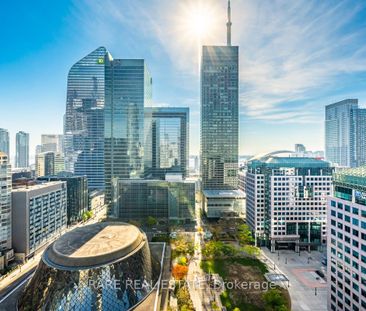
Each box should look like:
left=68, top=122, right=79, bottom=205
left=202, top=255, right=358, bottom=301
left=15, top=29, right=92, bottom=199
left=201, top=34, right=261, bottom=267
left=227, top=0, right=232, bottom=46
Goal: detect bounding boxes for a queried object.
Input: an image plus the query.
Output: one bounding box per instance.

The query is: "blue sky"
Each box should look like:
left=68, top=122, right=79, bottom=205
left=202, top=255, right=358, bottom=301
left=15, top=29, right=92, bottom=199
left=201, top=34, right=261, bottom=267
left=1, top=0, right=366, bottom=161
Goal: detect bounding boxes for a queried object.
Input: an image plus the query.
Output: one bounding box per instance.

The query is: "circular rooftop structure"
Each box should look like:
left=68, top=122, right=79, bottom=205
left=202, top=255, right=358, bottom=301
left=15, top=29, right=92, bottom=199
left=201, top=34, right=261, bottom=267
left=18, top=222, right=161, bottom=311
left=46, top=222, right=144, bottom=268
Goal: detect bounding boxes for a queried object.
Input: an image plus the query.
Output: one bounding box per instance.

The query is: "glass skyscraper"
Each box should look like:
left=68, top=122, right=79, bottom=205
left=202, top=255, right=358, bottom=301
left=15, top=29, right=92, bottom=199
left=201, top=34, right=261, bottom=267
left=104, top=57, right=152, bottom=203
left=15, top=131, right=29, bottom=168
left=64, top=46, right=107, bottom=189
left=325, top=99, right=366, bottom=167
left=200, top=46, right=239, bottom=190
left=74, top=105, right=105, bottom=189
left=144, top=107, right=189, bottom=179
left=0, top=128, right=10, bottom=157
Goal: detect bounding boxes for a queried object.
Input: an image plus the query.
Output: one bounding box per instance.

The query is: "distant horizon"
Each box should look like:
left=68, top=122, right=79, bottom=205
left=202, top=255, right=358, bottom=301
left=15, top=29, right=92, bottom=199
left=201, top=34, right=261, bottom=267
left=2, top=0, right=366, bottom=158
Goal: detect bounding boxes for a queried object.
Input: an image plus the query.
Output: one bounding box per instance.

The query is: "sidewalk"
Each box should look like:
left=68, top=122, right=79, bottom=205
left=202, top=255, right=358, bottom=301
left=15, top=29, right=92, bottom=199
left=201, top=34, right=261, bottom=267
left=260, top=248, right=327, bottom=311
left=0, top=254, right=40, bottom=293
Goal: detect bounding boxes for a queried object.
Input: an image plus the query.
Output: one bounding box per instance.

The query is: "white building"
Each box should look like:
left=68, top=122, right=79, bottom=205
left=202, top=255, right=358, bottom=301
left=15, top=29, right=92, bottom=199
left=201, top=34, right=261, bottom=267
left=327, top=166, right=366, bottom=311
left=246, top=151, right=333, bottom=251
left=12, top=181, right=67, bottom=261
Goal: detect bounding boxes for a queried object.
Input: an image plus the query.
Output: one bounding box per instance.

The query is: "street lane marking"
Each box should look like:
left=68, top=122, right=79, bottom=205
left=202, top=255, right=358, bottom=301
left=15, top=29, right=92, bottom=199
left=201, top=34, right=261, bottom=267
left=0, top=272, right=34, bottom=304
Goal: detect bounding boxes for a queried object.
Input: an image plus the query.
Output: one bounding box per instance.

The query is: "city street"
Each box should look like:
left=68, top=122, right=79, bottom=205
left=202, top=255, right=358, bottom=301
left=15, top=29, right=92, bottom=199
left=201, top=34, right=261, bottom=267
left=261, top=248, right=327, bottom=311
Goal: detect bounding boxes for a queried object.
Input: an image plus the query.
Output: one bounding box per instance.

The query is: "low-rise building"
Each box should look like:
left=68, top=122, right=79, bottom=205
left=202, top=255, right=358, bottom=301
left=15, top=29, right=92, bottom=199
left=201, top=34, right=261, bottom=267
left=202, top=189, right=245, bottom=218
left=12, top=181, right=67, bottom=261
left=112, top=178, right=195, bottom=223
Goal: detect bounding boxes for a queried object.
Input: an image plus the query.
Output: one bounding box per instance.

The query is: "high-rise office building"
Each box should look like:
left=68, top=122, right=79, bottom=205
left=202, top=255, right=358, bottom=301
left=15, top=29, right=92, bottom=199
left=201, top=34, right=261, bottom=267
left=104, top=57, right=152, bottom=203
left=36, top=152, right=55, bottom=177
left=144, top=107, right=189, bottom=179
left=54, top=153, right=65, bottom=174
left=0, top=128, right=10, bottom=157
left=64, top=47, right=107, bottom=174
left=74, top=105, right=104, bottom=190
left=12, top=181, right=67, bottom=261
left=0, top=152, right=12, bottom=252
left=41, top=134, right=63, bottom=153
left=200, top=0, right=239, bottom=190
left=327, top=166, right=366, bottom=311
left=246, top=152, right=333, bottom=251
left=325, top=99, right=363, bottom=167
left=15, top=131, right=29, bottom=168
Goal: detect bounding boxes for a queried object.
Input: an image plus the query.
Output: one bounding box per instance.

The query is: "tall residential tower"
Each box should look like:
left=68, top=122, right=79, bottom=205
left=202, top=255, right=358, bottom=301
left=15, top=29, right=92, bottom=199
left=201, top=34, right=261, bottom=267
left=0, top=128, right=10, bottom=157
left=15, top=131, right=29, bottom=168
left=325, top=99, right=366, bottom=167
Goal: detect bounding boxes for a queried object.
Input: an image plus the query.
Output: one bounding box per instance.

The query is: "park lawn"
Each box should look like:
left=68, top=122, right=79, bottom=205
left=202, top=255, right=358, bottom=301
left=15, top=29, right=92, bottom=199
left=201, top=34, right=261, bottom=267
left=201, top=257, right=290, bottom=311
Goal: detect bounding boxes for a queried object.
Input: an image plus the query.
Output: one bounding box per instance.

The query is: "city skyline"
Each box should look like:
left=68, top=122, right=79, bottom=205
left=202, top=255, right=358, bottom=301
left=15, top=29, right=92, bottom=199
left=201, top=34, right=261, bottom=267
left=2, top=0, right=366, bottom=159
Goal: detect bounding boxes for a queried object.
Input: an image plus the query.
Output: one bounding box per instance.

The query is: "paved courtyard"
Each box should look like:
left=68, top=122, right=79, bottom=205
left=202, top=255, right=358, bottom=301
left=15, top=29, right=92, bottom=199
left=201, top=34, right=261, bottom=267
left=261, top=248, right=327, bottom=311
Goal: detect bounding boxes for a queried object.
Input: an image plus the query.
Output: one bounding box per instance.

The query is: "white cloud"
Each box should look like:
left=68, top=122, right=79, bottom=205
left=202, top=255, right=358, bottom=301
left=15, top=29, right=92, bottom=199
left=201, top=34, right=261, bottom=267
left=77, top=0, right=366, bottom=123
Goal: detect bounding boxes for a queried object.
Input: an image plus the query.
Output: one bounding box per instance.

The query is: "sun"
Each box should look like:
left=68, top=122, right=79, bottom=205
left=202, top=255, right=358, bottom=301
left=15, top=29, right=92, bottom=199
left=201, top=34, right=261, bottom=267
left=177, top=1, right=219, bottom=43
left=189, top=6, right=215, bottom=40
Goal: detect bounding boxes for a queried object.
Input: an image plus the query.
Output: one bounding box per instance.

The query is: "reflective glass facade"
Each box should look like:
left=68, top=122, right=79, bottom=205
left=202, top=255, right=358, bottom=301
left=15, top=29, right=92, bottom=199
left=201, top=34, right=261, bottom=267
left=325, top=99, right=358, bottom=167
left=15, top=131, right=29, bottom=168
left=113, top=179, right=195, bottom=221
left=0, top=153, right=11, bottom=251
left=200, top=46, right=239, bottom=190
left=104, top=58, right=152, bottom=203
left=0, top=128, right=10, bottom=157
left=18, top=238, right=160, bottom=311
left=144, top=107, right=189, bottom=179
left=74, top=106, right=105, bottom=189
left=64, top=47, right=107, bottom=189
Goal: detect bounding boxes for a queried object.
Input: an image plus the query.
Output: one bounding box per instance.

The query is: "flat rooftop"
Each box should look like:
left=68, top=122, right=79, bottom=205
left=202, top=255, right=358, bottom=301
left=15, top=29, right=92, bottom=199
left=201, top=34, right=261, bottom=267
left=12, top=181, right=65, bottom=192
left=203, top=189, right=245, bottom=198
left=44, top=222, right=145, bottom=268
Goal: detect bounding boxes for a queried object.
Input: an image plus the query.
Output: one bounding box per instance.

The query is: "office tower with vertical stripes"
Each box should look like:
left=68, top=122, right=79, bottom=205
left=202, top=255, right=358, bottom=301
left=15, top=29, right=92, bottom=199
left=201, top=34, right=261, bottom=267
left=104, top=56, right=152, bottom=205
left=200, top=0, right=239, bottom=190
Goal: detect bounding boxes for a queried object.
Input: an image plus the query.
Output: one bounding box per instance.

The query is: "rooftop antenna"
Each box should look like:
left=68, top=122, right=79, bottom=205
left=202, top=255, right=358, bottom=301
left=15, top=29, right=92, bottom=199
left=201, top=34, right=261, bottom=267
left=227, top=0, right=232, bottom=46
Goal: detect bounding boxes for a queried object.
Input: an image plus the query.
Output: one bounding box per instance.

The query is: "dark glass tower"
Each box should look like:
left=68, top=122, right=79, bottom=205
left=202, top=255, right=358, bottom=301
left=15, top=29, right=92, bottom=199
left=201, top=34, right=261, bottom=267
left=104, top=56, right=152, bottom=205
left=15, top=131, right=29, bottom=168
left=144, top=107, right=189, bottom=179
left=64, top=47, right=107, bottom=189
left=200, top=1, right=239, bottom=190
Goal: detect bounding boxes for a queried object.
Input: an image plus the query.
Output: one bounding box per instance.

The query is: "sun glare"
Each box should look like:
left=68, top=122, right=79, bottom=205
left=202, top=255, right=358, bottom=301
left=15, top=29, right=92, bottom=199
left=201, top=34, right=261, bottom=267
left=178, top=1, right=219, bottom=43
